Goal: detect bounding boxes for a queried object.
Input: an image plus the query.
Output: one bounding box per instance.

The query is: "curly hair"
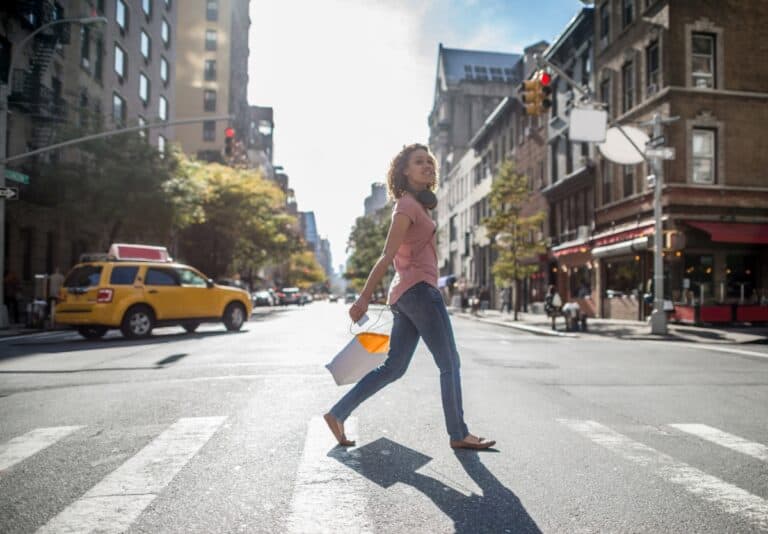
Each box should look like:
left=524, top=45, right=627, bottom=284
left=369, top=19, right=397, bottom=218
left=386, top=143, right=438, bottom=200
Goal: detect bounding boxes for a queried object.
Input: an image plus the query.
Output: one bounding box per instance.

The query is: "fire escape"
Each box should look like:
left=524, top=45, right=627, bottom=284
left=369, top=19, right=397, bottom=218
left=8, top=0, right=70, bottom=151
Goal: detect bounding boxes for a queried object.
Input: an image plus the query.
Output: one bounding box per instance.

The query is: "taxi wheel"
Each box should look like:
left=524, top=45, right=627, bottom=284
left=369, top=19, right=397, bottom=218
left=77, top=326, right=108, bottom=340
left=121, top=305, right=154, bottom=339
left=223, top=302, right=246, bottom=331
left=182, top=321, right=200, bottom=333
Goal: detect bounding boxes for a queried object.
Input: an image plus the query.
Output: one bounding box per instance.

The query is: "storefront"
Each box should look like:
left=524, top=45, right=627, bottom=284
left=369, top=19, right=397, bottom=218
left=550, top=243, right=596, bottom=317
left=670, top=221, right=768, bottom=324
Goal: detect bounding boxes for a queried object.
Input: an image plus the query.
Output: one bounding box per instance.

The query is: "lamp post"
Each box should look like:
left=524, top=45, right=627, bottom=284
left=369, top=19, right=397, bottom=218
left=0, top=16, right=107, bottom=328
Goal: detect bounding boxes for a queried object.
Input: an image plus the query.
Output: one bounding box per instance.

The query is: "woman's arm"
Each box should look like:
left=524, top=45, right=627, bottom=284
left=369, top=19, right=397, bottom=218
left=348, top=212, right=411, bottom=323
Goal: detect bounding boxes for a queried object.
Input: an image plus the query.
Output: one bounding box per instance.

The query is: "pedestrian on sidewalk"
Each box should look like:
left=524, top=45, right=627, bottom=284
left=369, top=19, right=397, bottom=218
left=545, top=284, right=563, bottom=330
left=324, top=143, right=495, bottom=451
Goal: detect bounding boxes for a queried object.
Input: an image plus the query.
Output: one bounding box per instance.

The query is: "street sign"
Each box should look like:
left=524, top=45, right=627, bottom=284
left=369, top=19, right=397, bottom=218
left=4, top=169, right=30, bottom=184
left=0, top=187, right=18, bottom=200
left=646, top=146, right=676, bottom=160
left=647, top=135, right=665, bottom=148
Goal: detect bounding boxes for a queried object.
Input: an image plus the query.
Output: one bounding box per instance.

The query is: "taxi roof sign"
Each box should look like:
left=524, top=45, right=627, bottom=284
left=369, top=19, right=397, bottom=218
left=108, top=243, right=172, bottom=262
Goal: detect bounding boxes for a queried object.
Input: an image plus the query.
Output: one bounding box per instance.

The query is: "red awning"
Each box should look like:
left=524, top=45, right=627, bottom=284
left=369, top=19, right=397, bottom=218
left=687, top=221, right=768, bottom=245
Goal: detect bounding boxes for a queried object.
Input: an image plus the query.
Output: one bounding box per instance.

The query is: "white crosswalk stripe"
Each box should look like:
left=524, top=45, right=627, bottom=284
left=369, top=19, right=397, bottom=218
left=287, top=416, right=373, bottom=534
left=0, top=426, right=84, bottom=472
left=670, top=424, right=768, bottom=463
left=37, top=416, right=227, bottom=534
left=559, top=419, right=768, bottom=531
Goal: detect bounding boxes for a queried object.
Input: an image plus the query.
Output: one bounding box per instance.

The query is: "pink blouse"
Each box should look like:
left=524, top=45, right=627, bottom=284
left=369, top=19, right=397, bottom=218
left=387, top=193, right=439, bottom=305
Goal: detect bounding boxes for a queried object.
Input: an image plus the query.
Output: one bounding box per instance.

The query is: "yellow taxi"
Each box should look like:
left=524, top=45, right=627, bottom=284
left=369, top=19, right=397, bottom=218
left=56, top=244, right=253, bottom=339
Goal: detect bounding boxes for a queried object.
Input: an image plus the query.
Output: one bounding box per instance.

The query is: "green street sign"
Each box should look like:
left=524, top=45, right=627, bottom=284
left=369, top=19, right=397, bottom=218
left=4, top=169, right=30, bottom=185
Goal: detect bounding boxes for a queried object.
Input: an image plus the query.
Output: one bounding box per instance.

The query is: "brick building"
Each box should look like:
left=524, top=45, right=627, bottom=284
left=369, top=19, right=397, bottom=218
left=592, top=0, right=768, bottom=322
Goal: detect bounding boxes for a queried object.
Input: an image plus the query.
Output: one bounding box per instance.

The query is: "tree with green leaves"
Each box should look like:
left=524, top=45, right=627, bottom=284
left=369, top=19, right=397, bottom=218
left=345, top=206, right=391, bottom=296
left=173, top=156, right=301, bottom=279
left=34, top=119, right=179, bottom=250
left=483, top=161, right=546, bottom=320
left=285, top=250, right=327, bottom=289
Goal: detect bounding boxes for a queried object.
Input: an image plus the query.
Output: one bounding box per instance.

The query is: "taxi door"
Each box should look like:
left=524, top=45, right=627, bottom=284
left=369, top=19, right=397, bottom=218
left=142, top=266, right=187, bottom=319
left=176, top=267, right=219, bottom=318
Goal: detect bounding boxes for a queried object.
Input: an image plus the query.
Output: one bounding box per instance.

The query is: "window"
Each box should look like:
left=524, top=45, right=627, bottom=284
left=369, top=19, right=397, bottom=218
left=601, top=159, right=613, bottom=205
left=110, top=266, right=138, bottom=285
left=203, top=89, right=217, bottom=111
left=141, top=31, right=151, bottom=60
left=112, top=92, right=126, bottom=125
left=622, top=165, right=634, bottom=198
left=206, top=0, right=218, bottom=21
left=473, top=66, right=488, bottom=81
left=204, top=59, right=217, bottom=80
left=146, top=267, right=179, bottom=286
left=600, top=78, right=611, bottom=117
left=142, top=0, right=152, bottom=17
left=550, top=144, right=559, bottom=184
left=622, top=61, right=634, bottom=112
left=114, top=43, right=126, bottom=79
left=80, top=26, right=90, bottom=69
left=139, top=72, right=150, bottom=103
left=160, top=56, right=169, bottom=83
left=94, top=38, right=103, bottom=81
left=692, top=33, right=715, bottom=88
left=165, top=0, right=171, bottom=7
left=205, top=29, right=217, bottom=51
left=646, top=40, right=659, bottom=95
left=178, top=268, right=207, bottom=287
left=622, top=0, right=634, bottom=28
left=78, top=89, right=89, bottom=127
left=504, top=68, right=514, bottom=82
left=599, top=2, right=610, bottom=42
left=158, top=95, right=168, bottom=120
left=116, top=0, right=128, bottom=31
left=161, top=18, right=170, bottom=46
left=203, top=120, right=216, bottom=141
left=158, top=135, right=166, bottom=155
left=489, top=67, right=503, bottom=82
left=138, top=115, right=147, bottom=138
left=692, top=129, right=716, bottom=184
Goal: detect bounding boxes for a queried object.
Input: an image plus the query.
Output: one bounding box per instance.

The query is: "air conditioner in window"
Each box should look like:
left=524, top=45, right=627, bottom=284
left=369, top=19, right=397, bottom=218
left=577, top=225, right=589, bottom=241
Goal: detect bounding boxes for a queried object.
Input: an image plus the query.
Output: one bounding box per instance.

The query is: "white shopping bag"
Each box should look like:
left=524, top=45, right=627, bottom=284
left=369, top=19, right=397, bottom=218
left=326, top=332, right=390, bottom=386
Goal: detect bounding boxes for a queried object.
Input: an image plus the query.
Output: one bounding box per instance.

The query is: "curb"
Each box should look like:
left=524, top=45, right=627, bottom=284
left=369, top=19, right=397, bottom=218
left=450, top=311, right=577, bottom=338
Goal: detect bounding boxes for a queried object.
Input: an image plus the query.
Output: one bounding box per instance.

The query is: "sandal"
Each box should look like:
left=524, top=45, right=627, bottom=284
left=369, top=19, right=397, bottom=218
left=450, top=436, right=496, bottom=450
left=323, top=413, right=356, bottom=447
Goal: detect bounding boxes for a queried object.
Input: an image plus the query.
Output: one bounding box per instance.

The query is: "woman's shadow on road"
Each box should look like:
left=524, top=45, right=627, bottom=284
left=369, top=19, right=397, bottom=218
left=329, top=438, right=541, bottom=533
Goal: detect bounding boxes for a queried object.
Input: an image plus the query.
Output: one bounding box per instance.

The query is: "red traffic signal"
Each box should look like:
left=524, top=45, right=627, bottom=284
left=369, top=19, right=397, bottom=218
left=225, top=127, right=235, bottom=155
left=225, top=127, right=235, bottom=138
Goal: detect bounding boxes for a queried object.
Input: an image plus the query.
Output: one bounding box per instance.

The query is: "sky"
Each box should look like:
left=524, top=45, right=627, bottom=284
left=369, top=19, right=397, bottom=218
left=247, top=0, right=584, bottom=272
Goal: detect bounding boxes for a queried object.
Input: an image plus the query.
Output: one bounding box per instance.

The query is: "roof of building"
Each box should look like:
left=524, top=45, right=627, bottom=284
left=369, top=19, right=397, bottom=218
left=543, top=7, right=593, bottom=59
left=438, top=44, right=522, bottom=84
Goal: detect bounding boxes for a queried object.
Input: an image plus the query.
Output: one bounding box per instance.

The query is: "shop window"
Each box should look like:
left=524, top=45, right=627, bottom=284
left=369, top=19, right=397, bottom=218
left=569, top=266, right=592, bottom=299
left=725, top=254, right=757, bottom=301
left=683, top=254, right=714, bottom=302
left=604, top=257, right=641, bottom=297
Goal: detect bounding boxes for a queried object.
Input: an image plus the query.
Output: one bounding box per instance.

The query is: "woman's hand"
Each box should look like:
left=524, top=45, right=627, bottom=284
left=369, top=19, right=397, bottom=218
left=349, top=296, right=369, bottom=324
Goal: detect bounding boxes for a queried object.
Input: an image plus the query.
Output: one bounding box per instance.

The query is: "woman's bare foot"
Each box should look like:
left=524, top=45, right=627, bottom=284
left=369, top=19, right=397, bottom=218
left=323, top=413, right=356, bottom=446
left=450, top=433, right=496, bottom=450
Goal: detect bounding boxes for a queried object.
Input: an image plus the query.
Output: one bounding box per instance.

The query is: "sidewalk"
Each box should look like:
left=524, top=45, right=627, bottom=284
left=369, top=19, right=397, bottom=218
left=450, top=308, right=768, bottom=345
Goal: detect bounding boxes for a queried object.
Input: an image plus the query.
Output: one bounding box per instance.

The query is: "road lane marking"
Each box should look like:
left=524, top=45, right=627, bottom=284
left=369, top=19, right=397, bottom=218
left=287, top=416, right=372, bottom=533
left=37, top=416, right=226, bottom=534
left=559, top=419, right=768, bottom=531
left=670, top=424, right=768, bottom=463
left=0, top=426, right=84, bottom=472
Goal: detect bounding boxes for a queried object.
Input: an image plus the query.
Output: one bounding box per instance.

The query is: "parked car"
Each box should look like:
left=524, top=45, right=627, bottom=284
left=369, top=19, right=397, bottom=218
left=329, top=294, right=339, bottom=303
left=344, top=293, right=358, bottom=304
left=252, top=290, right=273, bottom=306
left=56, top=244, right=252, bottom=339
left=278, top=287, right=302, bottom=305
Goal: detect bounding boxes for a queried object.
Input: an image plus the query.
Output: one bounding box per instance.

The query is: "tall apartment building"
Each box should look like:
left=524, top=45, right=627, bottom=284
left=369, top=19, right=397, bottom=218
left=363, top=182, right=387, bottom=216
left=246, top=104, right=274, bottom=178
left=428, top=44, right=521, bottom=177
left=592, top=0, right=768, bottom=321
left=173, top=0, right=250, bottom=162
left=2, top=0, right=176, bottom=301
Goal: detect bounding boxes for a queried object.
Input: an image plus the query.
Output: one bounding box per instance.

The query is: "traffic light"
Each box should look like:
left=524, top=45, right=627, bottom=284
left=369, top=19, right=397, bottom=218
left=225, top=127, right=235, bottom=156
left=518, top=70, right=553, bottom=116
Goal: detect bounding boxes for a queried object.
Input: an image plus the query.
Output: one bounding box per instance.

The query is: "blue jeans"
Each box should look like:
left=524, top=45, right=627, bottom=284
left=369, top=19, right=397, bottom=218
left=330, top=282, right=469, bottom=441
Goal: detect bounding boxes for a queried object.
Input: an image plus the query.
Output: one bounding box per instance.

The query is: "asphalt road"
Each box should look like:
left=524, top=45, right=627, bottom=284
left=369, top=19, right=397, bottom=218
left=1, top=302, right=766, bottom=533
